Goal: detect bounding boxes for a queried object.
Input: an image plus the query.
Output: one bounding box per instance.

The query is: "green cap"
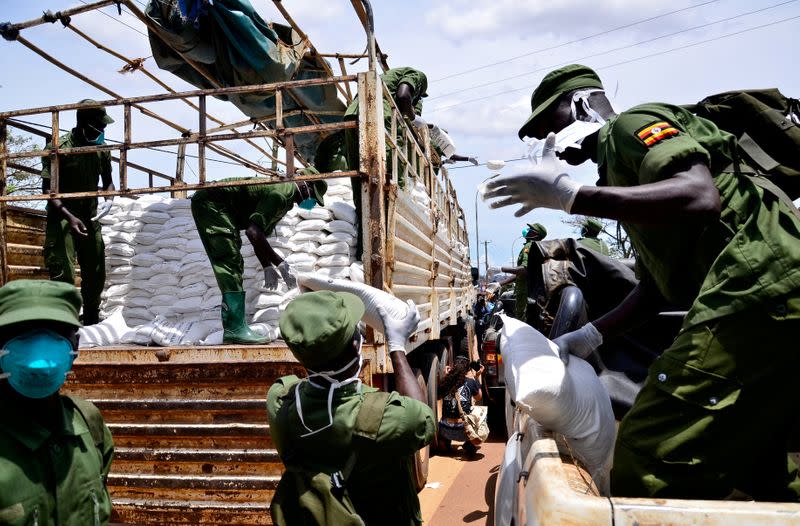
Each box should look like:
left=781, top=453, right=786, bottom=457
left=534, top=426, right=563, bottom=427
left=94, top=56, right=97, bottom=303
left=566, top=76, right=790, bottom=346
left=76, top=99, right=114, bottom=125
left=526, top=223, right=547, bottom=239
left=583, top=218, right=603, bottom=233
left=279, top=291, right=365, bottom=370
left=518, top=64, right=603, bottom=140
left=0, top=280, right=82, bottom=328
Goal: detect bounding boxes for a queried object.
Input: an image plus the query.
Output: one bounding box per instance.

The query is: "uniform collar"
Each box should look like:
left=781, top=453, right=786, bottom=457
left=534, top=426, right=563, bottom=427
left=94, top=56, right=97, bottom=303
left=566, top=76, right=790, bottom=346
left=0, top=394, right=89, bottom=451
left=69, top=127, right=90, bottom=147
left=595, top=119, right=616, bottom=186
left=299, top=380, right=361, bottom=399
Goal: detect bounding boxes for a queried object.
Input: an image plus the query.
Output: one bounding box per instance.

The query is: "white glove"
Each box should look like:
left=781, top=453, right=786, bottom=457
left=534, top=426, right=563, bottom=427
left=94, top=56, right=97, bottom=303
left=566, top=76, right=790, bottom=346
left=277, top=260, right=297, bottom=289
left=551, top=322, right=603, bottom=365
left=467, top=156, right=479, bottom=166
left=482, top=133, right=583, bottom=215
left=377, top=300, right=420, bottom=353
left=411, top=116, right=427, bottom=130
left=91, top=200, right=114, bottom=222
left=263, top=265, right=280, bottom=290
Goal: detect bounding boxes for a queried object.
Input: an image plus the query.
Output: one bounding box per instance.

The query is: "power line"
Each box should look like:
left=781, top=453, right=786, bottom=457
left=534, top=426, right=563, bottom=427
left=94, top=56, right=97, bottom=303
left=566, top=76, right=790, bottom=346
left=428, top=0, right=797, bottom=102
left=77, top=0, right=149, bottom=38
left=448, top=157, right=526, bottom=171
left=431, top=0, right=721, bottom=83
left=427, top=13, right=800, bottom=115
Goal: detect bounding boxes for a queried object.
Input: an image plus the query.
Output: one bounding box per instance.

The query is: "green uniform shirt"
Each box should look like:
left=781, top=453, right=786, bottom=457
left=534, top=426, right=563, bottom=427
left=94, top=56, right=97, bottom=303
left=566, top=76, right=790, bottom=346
left=515, top=241, right=533, bottom=319
left=0, top=395, right=114, bottom=526
left=194, top=178, right=298, bottom=235
left=267, top=376, right=435, bottom=526
left=41, top=130, right=111, bottom=218
left=596, top=103, right=800, bottom=328
left=578, top=236, right=610, bottom=256
left=344, top=67, right=428, bottom=123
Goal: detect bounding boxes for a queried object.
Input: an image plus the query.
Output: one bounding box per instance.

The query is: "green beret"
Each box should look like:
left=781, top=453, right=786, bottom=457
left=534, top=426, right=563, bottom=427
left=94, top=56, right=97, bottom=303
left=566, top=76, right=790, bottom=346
left=518, top=64, right=603, bottom=140
left=0, top=279, right=82, bottom=328
left=76, top=99, right=114, bottom=125
left=279, top=291, right=365, bottom=370
left=526, top=223, right=547, bottom=239
left=584, top=218, right=604, bottom=233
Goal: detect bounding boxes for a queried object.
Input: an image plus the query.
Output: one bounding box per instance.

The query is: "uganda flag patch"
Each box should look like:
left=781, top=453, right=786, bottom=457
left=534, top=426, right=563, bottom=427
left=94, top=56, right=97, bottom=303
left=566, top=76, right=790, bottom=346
left=636, top=121, right=679, bottom=147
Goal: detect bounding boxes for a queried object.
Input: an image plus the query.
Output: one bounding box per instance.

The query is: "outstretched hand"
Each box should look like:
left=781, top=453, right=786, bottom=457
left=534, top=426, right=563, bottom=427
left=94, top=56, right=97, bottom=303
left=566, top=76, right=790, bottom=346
left=482, top=133, right=582, bottom=215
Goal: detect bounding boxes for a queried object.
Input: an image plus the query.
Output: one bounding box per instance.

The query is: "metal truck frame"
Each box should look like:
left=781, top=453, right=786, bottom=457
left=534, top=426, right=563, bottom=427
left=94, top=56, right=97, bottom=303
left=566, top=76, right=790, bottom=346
left=0, top=1, right=475, bottom=523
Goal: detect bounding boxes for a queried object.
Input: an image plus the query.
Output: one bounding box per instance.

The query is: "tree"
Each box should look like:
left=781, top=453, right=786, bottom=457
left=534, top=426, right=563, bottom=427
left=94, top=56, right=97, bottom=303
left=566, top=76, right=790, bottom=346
left=563, top=215, right=636, bottom=258
left=4, top=133, right=44, bottom=209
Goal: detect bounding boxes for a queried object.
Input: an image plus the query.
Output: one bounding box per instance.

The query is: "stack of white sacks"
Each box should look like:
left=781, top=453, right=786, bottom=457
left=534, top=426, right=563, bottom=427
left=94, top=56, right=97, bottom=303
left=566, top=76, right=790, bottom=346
left=82, top=178, right=363, bottom=347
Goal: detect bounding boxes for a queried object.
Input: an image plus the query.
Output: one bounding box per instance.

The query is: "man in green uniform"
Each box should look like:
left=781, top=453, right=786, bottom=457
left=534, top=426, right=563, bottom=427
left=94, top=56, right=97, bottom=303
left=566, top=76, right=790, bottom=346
left=499, top=223, right=547, bottom=321
left=191, top=176, right=326, bottom=344
left=577, top=218, right=610, bottom=255
left=315, top=67, right=429, bottom=256
left=42, top=99, right=115, bottom=325
left=485, top=64, right=800, bottom=500
left=267, top=291, right=434, bottom=525
left=0, top=280, right=114, bottom=525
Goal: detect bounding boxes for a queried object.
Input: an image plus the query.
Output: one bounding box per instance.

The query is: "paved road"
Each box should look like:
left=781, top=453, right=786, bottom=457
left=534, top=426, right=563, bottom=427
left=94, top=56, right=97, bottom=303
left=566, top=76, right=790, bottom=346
left=419, top=432, right=507, bottom=526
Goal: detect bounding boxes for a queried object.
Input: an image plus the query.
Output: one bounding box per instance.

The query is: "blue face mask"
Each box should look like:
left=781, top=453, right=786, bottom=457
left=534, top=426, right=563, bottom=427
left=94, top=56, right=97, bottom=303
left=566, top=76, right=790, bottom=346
left=522, top=227, right=530, bottom=237
left=0, top=329, right=77, bottom=399
left=298, top=197, right=317, bottom=210
left=84, top=124, right=106, bottom=145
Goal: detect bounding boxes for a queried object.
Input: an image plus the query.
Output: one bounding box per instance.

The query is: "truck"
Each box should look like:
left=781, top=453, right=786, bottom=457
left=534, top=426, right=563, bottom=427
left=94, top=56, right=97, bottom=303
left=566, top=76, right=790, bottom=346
left=0, top=1, right=475, bottom=524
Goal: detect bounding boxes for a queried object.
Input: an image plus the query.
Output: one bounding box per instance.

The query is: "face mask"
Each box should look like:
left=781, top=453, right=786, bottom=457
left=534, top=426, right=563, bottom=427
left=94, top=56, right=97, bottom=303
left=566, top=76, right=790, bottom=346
left=83, top=123, right=105, bottom=145
left=526, top=88, right=606, bottom=164
left=0, top=329, right=77, bottom=399
left=298, top=198, right=317, bottom=210
left=522, top=227, right=530, bottom=237
left=295, top=333, right=363, bottom=438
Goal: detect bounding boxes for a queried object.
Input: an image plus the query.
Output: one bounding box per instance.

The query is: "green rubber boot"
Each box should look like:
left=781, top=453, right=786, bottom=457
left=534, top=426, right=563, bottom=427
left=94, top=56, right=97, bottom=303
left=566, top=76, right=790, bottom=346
left=222, top=291, right=269, bottom=345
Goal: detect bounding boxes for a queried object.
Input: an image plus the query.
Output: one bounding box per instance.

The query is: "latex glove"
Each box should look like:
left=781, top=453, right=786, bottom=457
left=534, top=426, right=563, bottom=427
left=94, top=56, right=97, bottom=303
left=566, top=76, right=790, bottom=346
left=377, top=299, right=420, bottom=353
left=411, top=116, right=427, bottom=130
left=467, top=156, right=479, bottom=166
left=277, top=260, right=297, bottom=289
left=263, top=265, right=280, bottom=290
left=91, top=200, right=114, bottom=222
left=551, top=322, right=603, bottom=365
left=482, top=133, right=583, bottom=215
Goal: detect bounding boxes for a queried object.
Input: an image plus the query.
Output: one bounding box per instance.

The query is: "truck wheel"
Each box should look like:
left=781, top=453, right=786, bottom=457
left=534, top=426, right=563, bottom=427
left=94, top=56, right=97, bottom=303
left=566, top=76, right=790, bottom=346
left=437, top=345, right=449, bottom=383
left=421, top=353, right=440, bottom=451
left=411, top=367, right=430, bottom=492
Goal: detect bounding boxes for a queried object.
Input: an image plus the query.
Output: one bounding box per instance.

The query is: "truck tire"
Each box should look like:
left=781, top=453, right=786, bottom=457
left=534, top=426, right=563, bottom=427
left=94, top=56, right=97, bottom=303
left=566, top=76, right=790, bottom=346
left=411, top=367, right=430, bottom=492
left=437, top=344, right=449, bottom=383
left=421, top=353, right=440, bottom=451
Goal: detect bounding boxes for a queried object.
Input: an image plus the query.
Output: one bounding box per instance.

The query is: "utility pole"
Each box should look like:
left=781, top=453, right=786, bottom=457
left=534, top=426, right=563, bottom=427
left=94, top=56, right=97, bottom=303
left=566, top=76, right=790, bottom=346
left=483, top=240, right=491, bottom=280
left=474, top=189, right=480, bottom=280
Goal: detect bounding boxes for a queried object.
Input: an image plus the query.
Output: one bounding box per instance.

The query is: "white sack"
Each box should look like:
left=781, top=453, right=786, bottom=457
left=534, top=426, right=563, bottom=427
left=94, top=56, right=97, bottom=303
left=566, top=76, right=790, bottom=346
left=325, top=220, right=357, bottom=236
left=322, top=232, right=355, bottom=246
left=349, top=262, right=365, bottom=283
left=295, top=219, right=327, bottom=232
left=140, top=211, right=171, bottom=224
left=285, top=252, right=317, bottom=266
left=499, top=315, right=615, bottom=484
left=297, top=207, right=333, bottom=221
left=328, top=201, right=357, bottom=224
left=78, top=308, right=130, bottom=348
left=316, top=242, right=350, bottom=256
left=133, top=232, right=158, bottom=245
left=131, top=253, right=163, bottom=267
left=107, top=243, right=135, bottom=257
left=290, top=231, right=327, bottom=244
left=317, top=254, right=351, bottom=267
left=316, top=266, right=350, bottom=279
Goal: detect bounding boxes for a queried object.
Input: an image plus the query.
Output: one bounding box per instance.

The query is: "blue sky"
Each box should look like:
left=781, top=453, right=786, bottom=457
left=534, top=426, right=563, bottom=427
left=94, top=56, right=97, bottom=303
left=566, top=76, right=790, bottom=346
left=2, top=0, right=799, bottom=269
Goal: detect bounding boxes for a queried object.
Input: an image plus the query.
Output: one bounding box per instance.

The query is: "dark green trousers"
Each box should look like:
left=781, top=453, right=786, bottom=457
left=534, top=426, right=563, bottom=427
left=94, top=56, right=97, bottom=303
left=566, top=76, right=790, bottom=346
left=613, top=295, right=800, bottom=501
left=190, top=194, right=245, bottom=293
left=43, top=208, right=105, bottom=313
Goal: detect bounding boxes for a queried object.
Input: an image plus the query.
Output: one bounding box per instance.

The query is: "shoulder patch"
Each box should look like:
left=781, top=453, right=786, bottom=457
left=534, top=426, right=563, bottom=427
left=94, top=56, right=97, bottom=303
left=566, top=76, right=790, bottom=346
left=635, top=121, right=679, bottom=147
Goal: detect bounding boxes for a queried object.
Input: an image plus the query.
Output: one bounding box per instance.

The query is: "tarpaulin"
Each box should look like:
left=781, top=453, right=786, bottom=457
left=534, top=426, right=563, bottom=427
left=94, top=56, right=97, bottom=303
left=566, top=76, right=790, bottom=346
left=146, top=0, right=346, bottom=163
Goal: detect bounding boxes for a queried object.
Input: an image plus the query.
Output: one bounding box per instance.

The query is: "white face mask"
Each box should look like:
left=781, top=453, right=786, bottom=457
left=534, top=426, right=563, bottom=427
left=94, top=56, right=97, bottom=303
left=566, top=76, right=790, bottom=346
left=526, top=89, right=606, bottom=164
left=295, top=333, right=364, bottom=438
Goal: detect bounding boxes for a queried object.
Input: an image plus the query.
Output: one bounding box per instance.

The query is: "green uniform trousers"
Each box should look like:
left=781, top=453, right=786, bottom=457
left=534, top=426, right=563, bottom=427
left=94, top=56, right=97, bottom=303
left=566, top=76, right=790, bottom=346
left=613, top=295, right=800, bottom=501
left=190, top=195, right=246, bottom=293
left=43, top=206, right=105, bottom=313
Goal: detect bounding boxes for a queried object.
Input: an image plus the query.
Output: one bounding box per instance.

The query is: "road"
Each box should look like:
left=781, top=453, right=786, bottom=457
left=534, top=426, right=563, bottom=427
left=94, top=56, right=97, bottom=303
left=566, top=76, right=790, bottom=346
left=419, top=431, right=507, bottom=526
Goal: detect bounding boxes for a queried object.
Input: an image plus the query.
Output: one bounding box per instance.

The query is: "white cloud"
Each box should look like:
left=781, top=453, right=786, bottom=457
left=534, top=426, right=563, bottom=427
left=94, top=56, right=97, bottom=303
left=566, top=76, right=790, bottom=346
left=425, top=0, right=702, bottom=41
